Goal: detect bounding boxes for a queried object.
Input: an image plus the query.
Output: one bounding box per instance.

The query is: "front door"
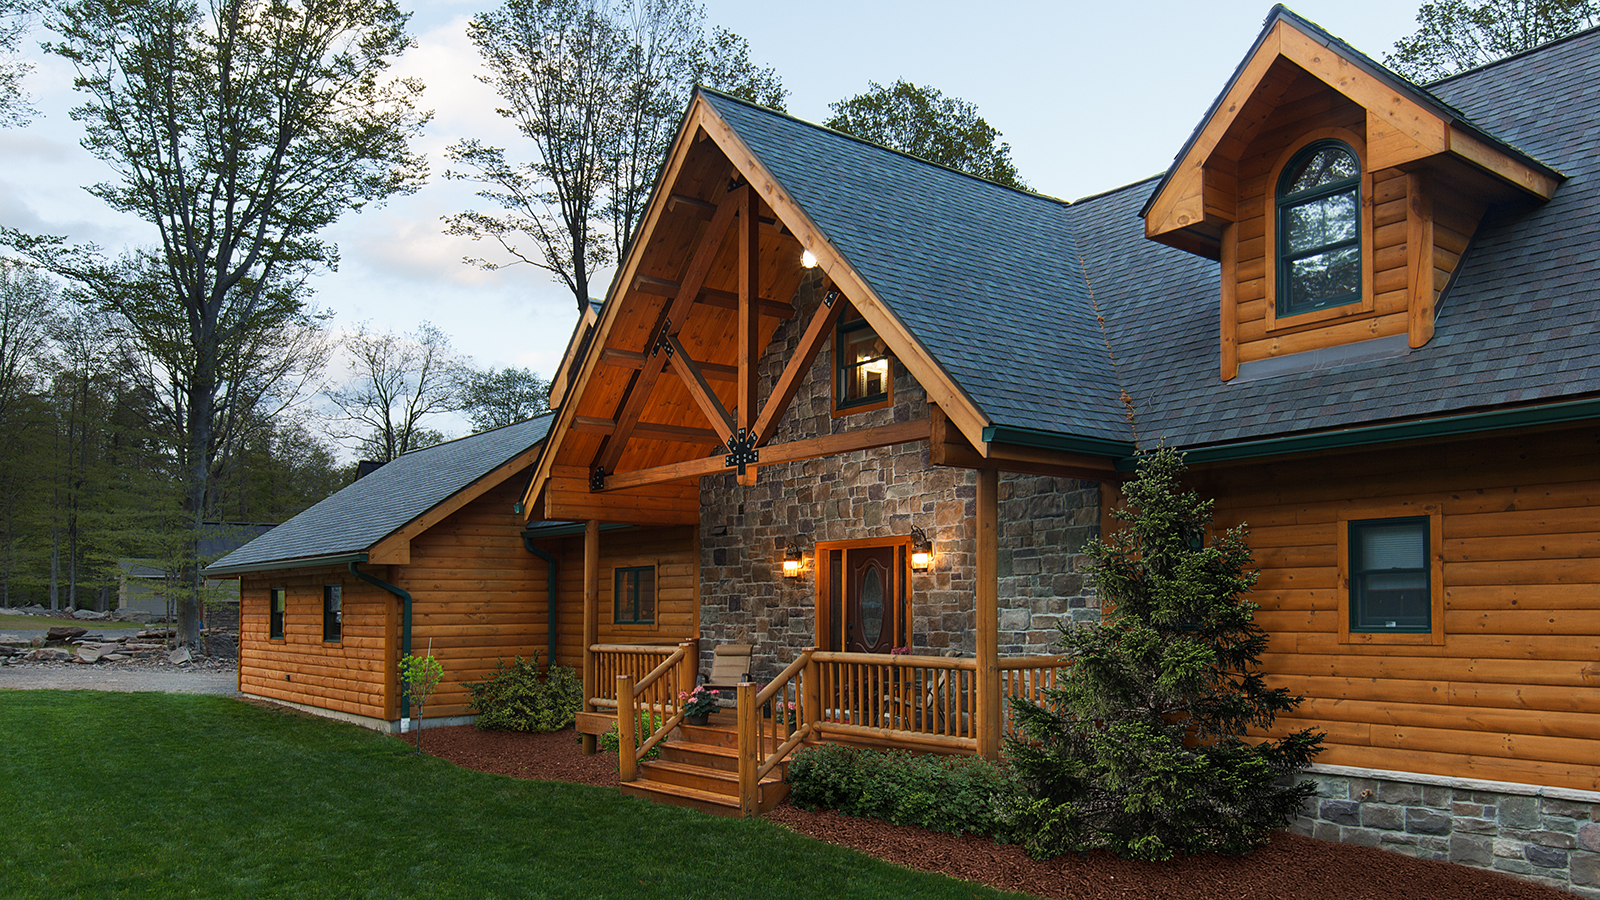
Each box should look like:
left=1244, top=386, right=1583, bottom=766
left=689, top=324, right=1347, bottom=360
left=819, top=541, right=908, bottom=653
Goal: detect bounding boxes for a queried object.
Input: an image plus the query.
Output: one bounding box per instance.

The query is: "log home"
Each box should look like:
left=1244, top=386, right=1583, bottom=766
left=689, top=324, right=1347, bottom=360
left=519, top=5, right=1600, bottom=886
left=217, top=5, right=1600, bottom=890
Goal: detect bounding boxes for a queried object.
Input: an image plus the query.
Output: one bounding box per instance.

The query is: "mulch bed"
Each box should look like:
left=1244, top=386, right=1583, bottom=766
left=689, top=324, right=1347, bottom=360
left=416, top=724, right=1575, bottom=900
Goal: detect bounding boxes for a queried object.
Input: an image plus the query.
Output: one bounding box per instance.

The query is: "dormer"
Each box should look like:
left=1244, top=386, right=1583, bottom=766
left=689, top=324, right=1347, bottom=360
left=1142, top=6, right=1563, bottom=380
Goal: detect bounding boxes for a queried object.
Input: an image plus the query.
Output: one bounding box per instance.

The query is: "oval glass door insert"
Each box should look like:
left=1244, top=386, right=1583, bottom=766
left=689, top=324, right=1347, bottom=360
left=860, top=566, right=884, bottom=646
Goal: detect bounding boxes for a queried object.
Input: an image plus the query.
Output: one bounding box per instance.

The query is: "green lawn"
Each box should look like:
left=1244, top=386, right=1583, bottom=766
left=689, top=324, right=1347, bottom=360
left=0, top=612, right=144, bottom=631
left=0, top=691, right=1032, bottom=900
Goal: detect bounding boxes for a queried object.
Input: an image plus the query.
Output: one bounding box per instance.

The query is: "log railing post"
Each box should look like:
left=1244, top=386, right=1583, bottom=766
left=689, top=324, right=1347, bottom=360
left=976, top=467, right=1001, bottom=759
left=617, top=674, right=637, bottom=782
left=678, top=640, right=697, bottom=710
left=801, top=647, right=819, bottom=731
left=736, top=681, right=758, bottom=817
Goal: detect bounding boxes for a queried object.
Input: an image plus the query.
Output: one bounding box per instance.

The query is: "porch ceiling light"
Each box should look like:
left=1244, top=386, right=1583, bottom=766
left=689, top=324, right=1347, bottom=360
left=801, top=249, right=818, bottom=269
left=783, top=546, right=803, bottom=578
left=910, top=526, right=932, bottom=572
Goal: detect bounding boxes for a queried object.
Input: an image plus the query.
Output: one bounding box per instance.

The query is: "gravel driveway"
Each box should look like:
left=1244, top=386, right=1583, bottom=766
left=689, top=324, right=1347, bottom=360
left=0, top=664, right=239, bottom=695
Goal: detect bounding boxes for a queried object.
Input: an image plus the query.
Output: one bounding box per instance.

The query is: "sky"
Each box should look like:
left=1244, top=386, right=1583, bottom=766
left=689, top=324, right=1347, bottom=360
left=0, top=0, right=1423, bottom=441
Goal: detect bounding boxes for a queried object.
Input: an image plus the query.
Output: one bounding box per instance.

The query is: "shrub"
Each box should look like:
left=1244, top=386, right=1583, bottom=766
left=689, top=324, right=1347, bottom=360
left=1005, top=448, right=1323, bottom=861
left=786, top=744, right=1019, bottom=837
left=596, top=712, right=663, bottom=761
left=465, top=655, right=582, bottom=732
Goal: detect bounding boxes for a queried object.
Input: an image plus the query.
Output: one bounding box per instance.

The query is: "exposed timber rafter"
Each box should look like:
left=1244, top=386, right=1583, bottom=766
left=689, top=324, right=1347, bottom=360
left=599, top=347, right=737, bottom=382
left=592, top=193, right=741, bottom=485
left=752, top=284, right=844, bottom=446
left=632, top=274, right=794, bottom=320
left=665, top=333, right=736, bottom=444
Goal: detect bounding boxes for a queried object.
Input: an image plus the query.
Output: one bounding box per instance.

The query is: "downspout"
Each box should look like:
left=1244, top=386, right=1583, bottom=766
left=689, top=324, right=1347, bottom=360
left=348, top=561, right=412, bottom=719
left=522, top=536, right=558, bottom=669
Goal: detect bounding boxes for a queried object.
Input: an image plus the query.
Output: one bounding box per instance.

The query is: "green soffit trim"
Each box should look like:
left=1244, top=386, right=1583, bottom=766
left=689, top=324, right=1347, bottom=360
left=204, top=551, right=370, bottom=578
left=981, top=425, right=1137, bottom=459
left=1123, top=397, right=1600, bottom=471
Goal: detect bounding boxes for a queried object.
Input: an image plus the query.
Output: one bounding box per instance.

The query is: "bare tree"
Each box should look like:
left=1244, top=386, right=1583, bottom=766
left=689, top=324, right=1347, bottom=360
left=328, top=322, right=469, bottom=463
left=443, top=0, right=784, bottom=312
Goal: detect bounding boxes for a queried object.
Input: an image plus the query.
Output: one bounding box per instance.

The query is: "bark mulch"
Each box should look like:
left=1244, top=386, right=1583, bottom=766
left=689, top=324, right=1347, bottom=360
left=416, top=724, right=1575, bottom=900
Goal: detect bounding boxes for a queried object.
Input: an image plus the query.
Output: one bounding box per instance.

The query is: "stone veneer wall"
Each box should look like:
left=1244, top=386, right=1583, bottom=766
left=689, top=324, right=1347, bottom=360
left=696, top=275, right=1098, bottom=680
left=1294, top=764, right=1600, bottom=897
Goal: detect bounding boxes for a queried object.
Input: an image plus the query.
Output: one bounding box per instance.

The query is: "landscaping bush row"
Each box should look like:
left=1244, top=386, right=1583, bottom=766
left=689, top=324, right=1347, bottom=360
left=465, top=656, right=582, bottom=732
left=785, top=744, right=1020, bottom=838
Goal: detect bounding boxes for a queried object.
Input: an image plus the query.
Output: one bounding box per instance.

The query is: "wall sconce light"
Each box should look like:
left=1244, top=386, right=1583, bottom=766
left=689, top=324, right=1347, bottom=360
left=910, top=525, right=932, bottom=572
left=801, top=249, right=818, bottom=269
left=782, top=547, right=803, bottom=578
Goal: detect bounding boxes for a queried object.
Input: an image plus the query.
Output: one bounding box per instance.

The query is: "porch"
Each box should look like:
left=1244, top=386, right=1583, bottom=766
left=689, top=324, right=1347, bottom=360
left=577, top=640, right=1067, bottom=816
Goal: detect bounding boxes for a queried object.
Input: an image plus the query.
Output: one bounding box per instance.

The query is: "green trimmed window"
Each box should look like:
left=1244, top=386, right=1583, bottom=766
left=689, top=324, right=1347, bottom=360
left=322, top=584, right=342, bottom=643
left=1349, top=517, right=1430, bottom=633
left=836, top=319, right=891, bottom=409
left=614, top=566, right=655, bottom=625
left=1277, top=141, right=1361, bottom=317
left=269, top=588, right=286, bottom=640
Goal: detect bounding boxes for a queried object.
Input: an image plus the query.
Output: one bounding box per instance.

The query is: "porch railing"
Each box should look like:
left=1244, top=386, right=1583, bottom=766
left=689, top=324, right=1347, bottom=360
left=604, top=645, right=1070, bottom=816
left=590, top=642, right=694, bottom=710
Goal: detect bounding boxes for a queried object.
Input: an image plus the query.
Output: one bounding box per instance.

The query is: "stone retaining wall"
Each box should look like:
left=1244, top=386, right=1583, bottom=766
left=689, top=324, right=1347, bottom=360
left=1292, top=763, right=1600, bottom=897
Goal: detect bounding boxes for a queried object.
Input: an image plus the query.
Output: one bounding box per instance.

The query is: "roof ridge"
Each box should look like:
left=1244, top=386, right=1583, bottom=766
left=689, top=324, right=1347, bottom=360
left=695, top=86, right=1073, bottom=208
left=1422, top=19, right=1600, bottom=87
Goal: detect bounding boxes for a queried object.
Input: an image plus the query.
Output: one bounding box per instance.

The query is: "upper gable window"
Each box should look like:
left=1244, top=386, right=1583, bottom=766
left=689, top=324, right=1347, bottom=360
left=1277, top=141, right=1361, bottom=317
left=835, top=318, right=892, bottom=413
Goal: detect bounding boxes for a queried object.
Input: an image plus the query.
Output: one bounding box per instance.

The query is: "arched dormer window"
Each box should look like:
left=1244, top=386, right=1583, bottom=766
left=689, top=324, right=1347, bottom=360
left=1277, top=141, right=1361, bottom=317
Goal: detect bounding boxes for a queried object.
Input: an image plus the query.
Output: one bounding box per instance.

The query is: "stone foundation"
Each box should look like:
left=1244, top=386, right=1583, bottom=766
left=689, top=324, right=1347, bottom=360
left=1293, top=763, right=1600, bottom=897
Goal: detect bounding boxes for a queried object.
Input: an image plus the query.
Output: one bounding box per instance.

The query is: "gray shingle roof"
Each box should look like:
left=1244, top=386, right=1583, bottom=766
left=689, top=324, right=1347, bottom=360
left=701, top=21, right=1600, bottom=453
left=207, top=416, right=552, bottom=575
left=702, top=91, right=1129, bottom=442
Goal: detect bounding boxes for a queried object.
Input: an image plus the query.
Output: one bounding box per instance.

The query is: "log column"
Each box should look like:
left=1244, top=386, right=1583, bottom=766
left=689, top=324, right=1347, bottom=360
left=976, top=467, right=1001, bottom=759
left=581, top=518, right=600, bottom=754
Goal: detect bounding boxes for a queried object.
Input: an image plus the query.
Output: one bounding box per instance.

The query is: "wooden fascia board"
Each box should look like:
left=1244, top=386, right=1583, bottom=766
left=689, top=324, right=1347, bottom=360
left=695, top=98, right=994, bottom=455
left=1277, top=25, right=1448, bottom=157
left=521, top=101, right=717, bottom=518
left=1145, top=24, right=1284, bottom=240
left=599, top=418, right=932, bottom=493
left=549, top=303, right=599, bottom=411
left=1447, top=128, right=1560, bottom=200
left=371, top=442, right=545, bottom=564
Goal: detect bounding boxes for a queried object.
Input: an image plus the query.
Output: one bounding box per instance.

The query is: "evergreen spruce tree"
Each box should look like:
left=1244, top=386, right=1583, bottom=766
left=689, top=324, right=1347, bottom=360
left=1006, top=448, right=1323, bottom=861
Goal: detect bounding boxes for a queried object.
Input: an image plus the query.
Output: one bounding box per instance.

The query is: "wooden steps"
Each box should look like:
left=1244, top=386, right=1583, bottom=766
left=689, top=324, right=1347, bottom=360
left=617, top=715, right=792, bottom=816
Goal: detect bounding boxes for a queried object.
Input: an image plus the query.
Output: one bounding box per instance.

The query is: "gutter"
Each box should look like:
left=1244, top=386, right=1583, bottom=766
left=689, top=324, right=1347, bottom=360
left=981, top=424, right=1136, bottom=459
left=1126, top=396, right=1600, bottom=471
left=347, top=560, right=413, bottom=719
left=204, top=551, right=369, bottom=578
left=520, top=535, right=559, bottom=668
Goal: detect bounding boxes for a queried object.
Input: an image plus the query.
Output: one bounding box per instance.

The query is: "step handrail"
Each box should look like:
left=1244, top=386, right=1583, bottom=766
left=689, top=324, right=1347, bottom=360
left=616, top=641, right=694, bottom=782
left=737, top=647, right=815, bottom=816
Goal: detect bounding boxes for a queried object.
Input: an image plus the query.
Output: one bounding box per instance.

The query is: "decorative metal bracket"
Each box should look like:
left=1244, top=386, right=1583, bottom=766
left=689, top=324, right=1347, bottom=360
left=724, top=428, right=759, bottom=475
left=822, top=288, right=840, bottom=308
left=589, top=466, right=606, bottom=492
left=650, top=318, right=673, bottom=358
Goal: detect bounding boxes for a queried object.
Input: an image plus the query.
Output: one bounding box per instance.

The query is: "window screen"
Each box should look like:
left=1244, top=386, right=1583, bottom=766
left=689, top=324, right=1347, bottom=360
left=323, top=584, right=342, bottom=642
left=1349, top=517, right=1430, bottom=632
left=269, top=588, right=286, bottom=640
left=614, top=567, right=656, bottom=624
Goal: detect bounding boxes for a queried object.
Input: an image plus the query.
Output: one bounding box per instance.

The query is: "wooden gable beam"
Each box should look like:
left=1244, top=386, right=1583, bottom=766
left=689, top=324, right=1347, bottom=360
left=599, top=418, right=931, bottom=493
left=593, top=193, right=740, bottom=481
left=600, top=346, right=737, bottom=382
left=751, top=282, right=845, bottom=446
left=735, top=184, right=760, bottom=486
left=665, top=333, right=737, bottom=444
left=570, top=416, right=719, bottom=444
left=632, top=274, right=794, bottom=320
